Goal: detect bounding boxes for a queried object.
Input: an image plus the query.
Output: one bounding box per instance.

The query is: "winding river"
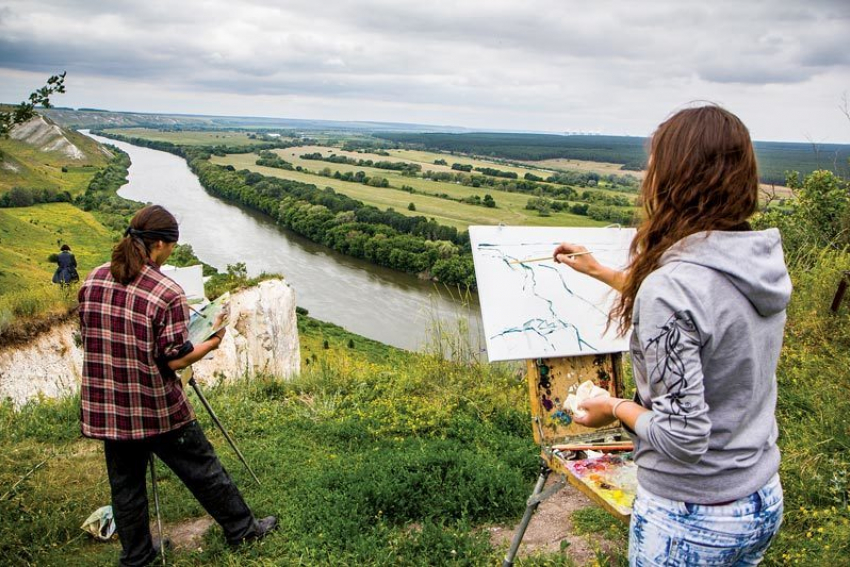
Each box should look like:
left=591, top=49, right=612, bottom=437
left=84, top=132, right=484, bottom=352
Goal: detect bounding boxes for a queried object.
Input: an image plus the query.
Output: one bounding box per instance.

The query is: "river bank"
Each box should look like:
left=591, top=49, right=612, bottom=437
left=84, top=131, right=483, bottom=353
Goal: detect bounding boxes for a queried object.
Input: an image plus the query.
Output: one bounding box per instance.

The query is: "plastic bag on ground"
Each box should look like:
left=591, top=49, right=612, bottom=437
left=81, top=505, right=116, bottom=541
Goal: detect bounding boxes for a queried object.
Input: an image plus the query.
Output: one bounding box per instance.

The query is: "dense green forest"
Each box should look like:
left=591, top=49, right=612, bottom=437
left=376, top=132, right=649, bottom=170
left=375, top=132, right=850, bottom=185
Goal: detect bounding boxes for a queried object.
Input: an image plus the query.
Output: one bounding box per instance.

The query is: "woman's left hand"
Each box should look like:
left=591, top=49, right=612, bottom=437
left=573, top=397, right=618, bottom=428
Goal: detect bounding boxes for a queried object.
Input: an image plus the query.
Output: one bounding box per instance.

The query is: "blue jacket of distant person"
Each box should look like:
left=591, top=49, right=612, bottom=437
left=53, top=249, right=79, bottom=284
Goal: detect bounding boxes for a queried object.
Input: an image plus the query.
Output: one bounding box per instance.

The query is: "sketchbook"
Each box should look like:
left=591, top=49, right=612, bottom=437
left=469, top=226, right=635, bottom=362
left=188, top=292, right=230, bottom=346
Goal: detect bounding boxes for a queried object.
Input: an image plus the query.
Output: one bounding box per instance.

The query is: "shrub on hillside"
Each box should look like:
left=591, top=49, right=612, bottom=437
left=0, top=187, right=72, bottom=208
left=754, top=169, right=850, bottom=258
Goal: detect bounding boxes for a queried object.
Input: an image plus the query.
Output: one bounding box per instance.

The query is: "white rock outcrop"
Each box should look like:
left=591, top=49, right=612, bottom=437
left=0, top=279, right=300, bottom=407
left=9, top=115, right=85, bottom=160
left=0, top=321, right=83, bottom=406
left=191, top=279, right=301, bottom=385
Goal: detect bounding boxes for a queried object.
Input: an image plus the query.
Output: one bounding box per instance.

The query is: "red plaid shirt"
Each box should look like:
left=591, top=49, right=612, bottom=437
left=79, top=262, right=195, bottom=440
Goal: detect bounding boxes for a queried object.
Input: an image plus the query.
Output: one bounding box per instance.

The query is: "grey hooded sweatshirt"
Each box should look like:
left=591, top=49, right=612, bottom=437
left=630, top=228, right=792, bottom=504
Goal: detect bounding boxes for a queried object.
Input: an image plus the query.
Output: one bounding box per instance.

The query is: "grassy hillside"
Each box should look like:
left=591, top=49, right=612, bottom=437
left=0, top=203, right=115, bottom=328
left=0, top=126, right=110, bottom=196
left=0, top=316, right=552, bottom=566
left=0, top=203, right=113, bottom=292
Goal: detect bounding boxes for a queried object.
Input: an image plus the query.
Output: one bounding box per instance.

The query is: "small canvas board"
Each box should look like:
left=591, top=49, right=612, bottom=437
left=187, top=292, right=230, bottom=346
left=470, top=226, right=635, bottom=362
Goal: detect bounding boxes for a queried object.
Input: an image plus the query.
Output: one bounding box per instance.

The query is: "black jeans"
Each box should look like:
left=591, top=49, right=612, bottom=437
left=104, top=421, right=259, bottom=566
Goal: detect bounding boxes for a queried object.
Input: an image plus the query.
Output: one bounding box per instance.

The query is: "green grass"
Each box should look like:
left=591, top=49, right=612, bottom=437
left=211, top=152, right=608, bottom=231
left=0, top=203, right=115, bottom=334
left=0, top=315, right=592, bottom=566
left=101, top=128, right=283, bottom=147
left=1, top=245, right=846, bottom=565
left=571, top=508, right=628, bottom=541
left=763, top=247, right=850, bottom=565
left=279, top=146, right=636, bottom=199
left=0, top=203, right=114, bottom=294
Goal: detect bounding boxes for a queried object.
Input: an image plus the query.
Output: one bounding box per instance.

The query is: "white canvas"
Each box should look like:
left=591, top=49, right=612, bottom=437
left=470, top=226, right=636, bottom=362
left=161, top=264, right=205, bottom=303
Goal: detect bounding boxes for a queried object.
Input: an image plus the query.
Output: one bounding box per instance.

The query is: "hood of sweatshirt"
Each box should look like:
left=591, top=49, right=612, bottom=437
left=659, top=228, right=792, bottom=317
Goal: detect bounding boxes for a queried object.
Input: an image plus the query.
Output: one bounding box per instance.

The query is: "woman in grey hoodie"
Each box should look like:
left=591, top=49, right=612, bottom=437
left=554, top=105, right=791, bottom=565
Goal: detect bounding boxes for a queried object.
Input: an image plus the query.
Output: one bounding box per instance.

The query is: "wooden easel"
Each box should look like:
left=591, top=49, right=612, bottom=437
left=502, top=353, right=634, bottom=567
left=831, top=270, right=850, bottom=313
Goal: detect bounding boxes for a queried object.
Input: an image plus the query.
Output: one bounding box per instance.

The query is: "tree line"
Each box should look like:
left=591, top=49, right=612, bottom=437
left=256, top=150, right=294, bottom=170
left=374, top=132, right=649, bottom=170
left=94, top=131, right=478, bottom=288
left=0, top=187, right=72, bottom=208
left=191, top=154, right=477, bottom=287
left=301, top=152, right=422, bottom=175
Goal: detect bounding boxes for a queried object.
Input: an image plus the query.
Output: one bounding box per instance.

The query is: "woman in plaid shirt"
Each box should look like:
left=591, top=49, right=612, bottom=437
left=79, top=205, right=277, bottom=566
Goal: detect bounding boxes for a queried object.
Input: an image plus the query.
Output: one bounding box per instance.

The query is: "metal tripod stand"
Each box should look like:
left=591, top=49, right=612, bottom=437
left=185, top=368, right=262, bottom=486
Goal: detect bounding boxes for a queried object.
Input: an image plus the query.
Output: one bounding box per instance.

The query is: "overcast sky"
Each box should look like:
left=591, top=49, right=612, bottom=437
left=1, top=0, right=848, bottom=142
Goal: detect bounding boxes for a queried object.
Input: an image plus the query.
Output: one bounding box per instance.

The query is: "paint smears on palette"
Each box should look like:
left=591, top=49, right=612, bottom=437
left=469, top=226, right=636, bottom=362
left=563, top=453, right=637, bottom=516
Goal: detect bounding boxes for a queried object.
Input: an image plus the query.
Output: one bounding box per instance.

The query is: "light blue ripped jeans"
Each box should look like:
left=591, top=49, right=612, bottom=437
left=629, top=474, right=783, bottom=566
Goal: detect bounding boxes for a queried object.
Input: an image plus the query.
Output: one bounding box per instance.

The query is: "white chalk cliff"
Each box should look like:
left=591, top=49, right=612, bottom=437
left=9, top=115, right=86, bottom=160
left=0, top=279, right=300, bottom=407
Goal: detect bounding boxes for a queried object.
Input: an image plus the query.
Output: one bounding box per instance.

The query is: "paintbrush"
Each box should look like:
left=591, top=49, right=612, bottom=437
left=552, top=442, right=633, bottom=452
left=509, top=250, right=594, bottom=265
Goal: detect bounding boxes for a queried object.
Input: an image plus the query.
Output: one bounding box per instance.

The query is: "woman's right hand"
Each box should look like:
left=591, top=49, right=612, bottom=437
left=553, top=242, right=600, bottom=277
left=553, top=242, right=626, bottom=291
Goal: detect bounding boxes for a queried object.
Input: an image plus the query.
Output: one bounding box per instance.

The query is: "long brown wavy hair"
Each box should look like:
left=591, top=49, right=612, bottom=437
left=612, top=104, right=759, bottom=335
left=111, top=205, right=179, bottom=285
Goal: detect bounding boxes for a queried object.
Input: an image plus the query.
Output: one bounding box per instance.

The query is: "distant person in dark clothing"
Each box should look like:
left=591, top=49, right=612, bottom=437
left=78, top=205, right=277, bottom=567
left=52, top=244, right=79, bottom=285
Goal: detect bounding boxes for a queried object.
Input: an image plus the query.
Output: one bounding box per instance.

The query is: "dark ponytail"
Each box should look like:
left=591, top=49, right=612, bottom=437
left=111, top=205, right=179, bottom=285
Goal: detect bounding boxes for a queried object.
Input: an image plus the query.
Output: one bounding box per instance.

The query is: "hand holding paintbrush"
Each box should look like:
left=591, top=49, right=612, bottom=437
left=510, top=249, right=595, bottom=264
left=509, top=243, right=598, bottom=267
left=552, top=243, right=599, bottom=270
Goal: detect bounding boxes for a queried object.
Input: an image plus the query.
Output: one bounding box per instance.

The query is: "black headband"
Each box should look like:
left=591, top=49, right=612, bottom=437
left=124, top=226, right=179, bottom=243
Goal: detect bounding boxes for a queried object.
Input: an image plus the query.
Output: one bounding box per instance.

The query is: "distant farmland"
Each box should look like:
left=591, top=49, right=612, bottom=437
left=374, top=132, right=850, bottom=185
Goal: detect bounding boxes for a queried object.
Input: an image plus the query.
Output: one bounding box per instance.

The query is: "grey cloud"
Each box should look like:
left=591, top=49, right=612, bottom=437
left=0, top=0, right=848, bottom=141
left=696, top=64, right=808, bottom=86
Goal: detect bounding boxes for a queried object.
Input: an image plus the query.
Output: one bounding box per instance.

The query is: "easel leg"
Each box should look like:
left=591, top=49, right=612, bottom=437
left=503, top=461, right=552, bottom=567
left=831, top=271, right=850, bottom=313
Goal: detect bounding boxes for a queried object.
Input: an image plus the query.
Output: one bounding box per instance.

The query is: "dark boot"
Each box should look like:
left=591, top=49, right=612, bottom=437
left=228, top=516, right=278, bottom=547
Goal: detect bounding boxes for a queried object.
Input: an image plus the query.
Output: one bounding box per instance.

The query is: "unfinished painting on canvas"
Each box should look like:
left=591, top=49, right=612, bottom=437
left=470, top=226, right=635, bottom=362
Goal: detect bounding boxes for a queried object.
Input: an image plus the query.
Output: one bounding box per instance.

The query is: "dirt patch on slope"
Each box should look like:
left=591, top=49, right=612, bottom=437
left=489, top=478, right=625, bottom=565
left=150, top=517, right=214, bottom=552
left=0, top=307, right=77, bottom=349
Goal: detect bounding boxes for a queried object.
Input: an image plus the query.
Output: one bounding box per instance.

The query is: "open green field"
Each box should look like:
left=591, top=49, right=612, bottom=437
left=526, top=157, right=644, bottom=177
left=0, top=131, right=110, bottom=196
left=101, top=126, right=637, bottom=193
left=211, top=152, right=609, bottom=230
left=384, top=148, right=558, bottom=179
left=281, top=145, right=635, bottom=194
left=0, top=203, right=114, bottom=293
left=101, top=128, right=287, bottom=147
left=287, top=145, right=636, bottom=194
